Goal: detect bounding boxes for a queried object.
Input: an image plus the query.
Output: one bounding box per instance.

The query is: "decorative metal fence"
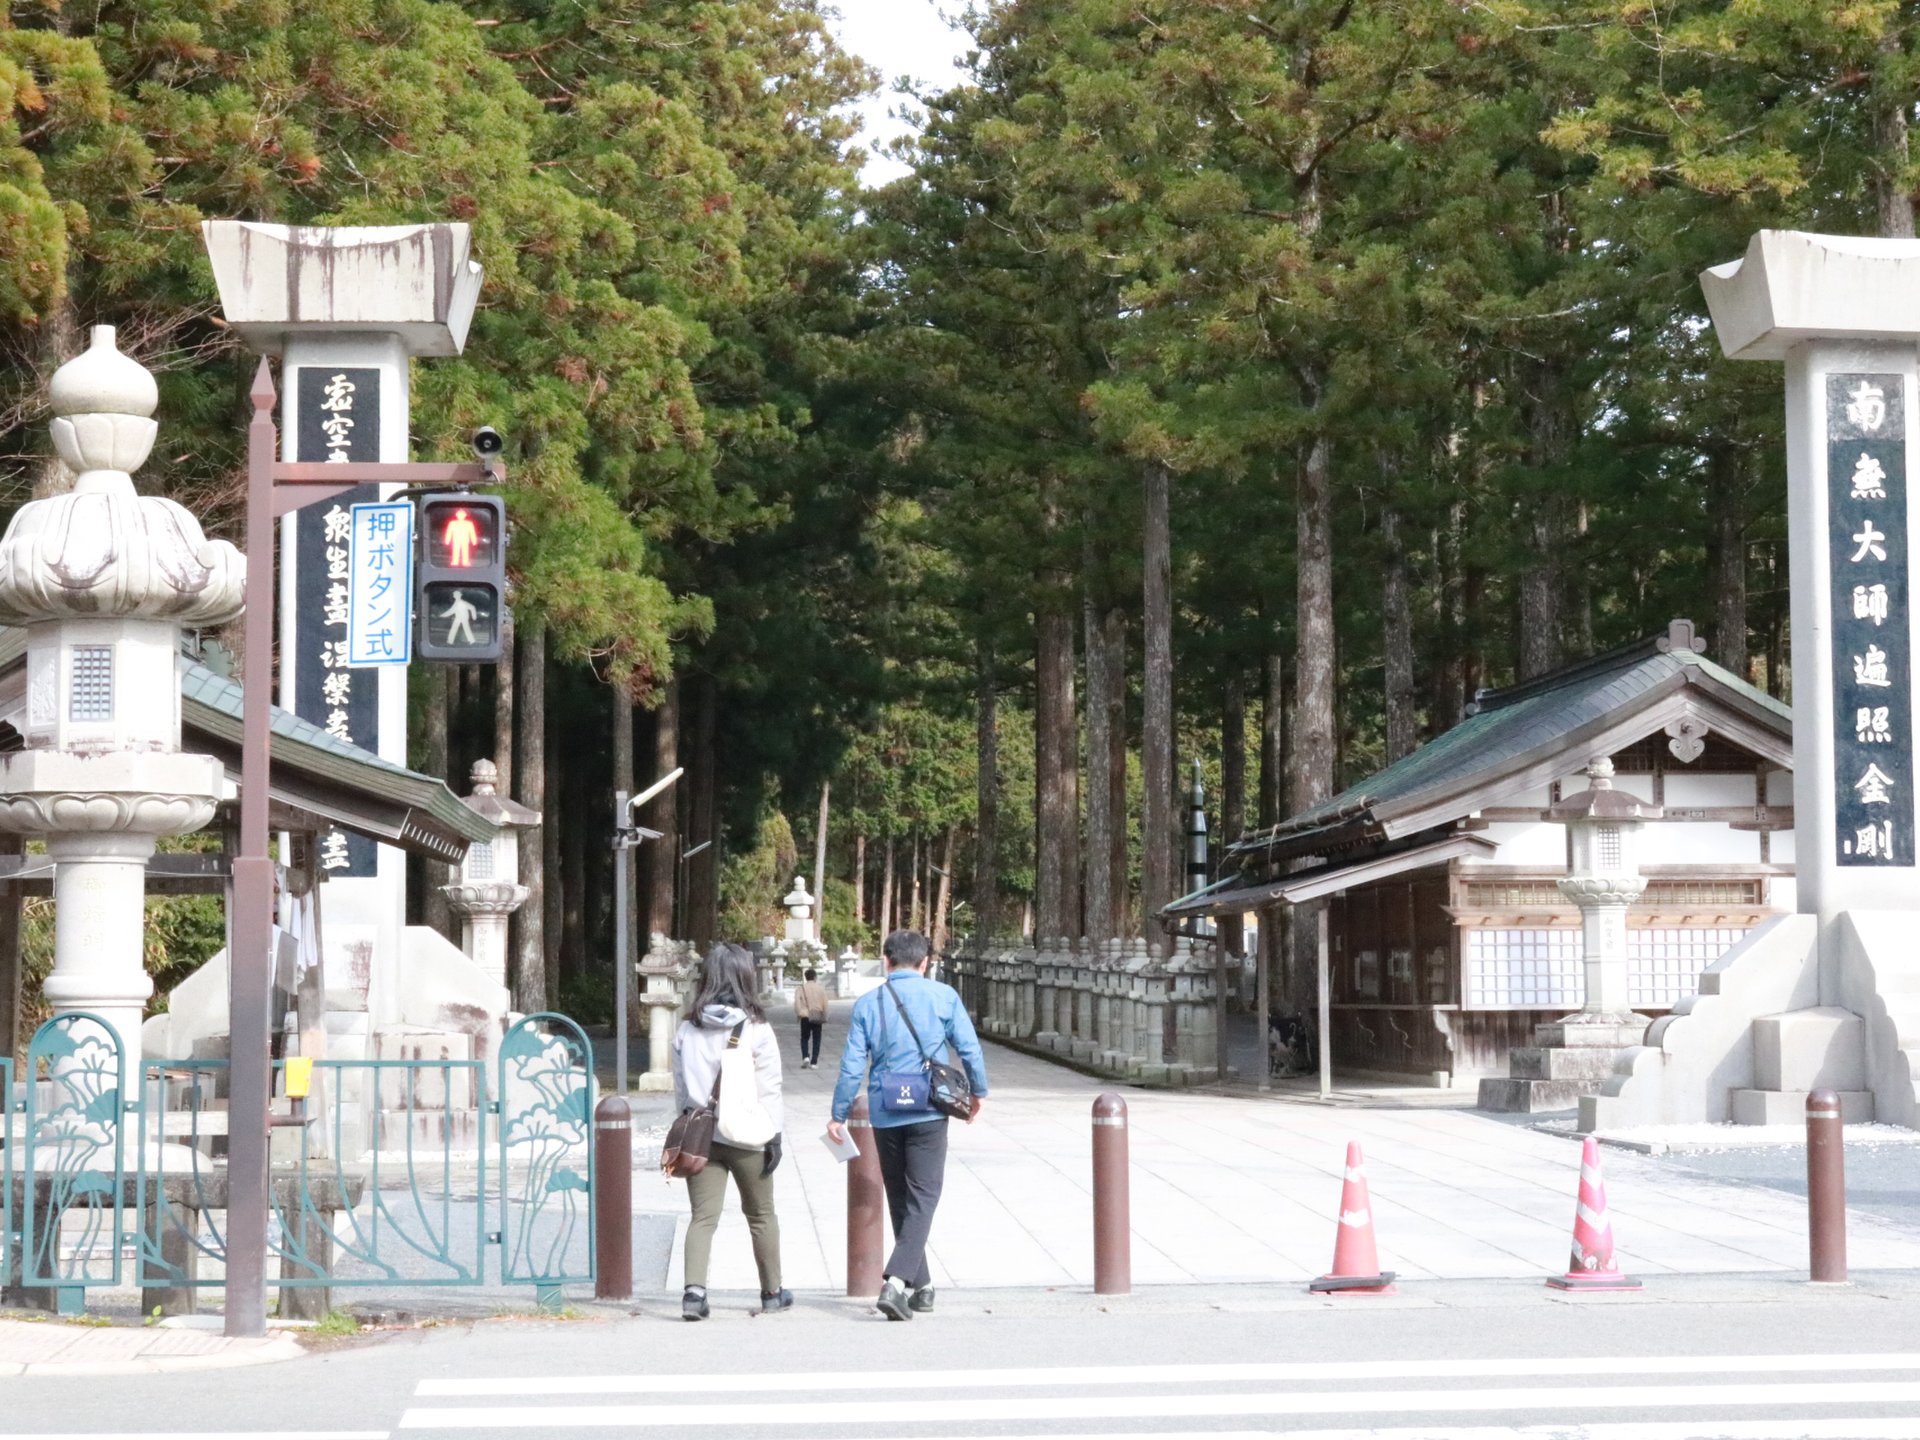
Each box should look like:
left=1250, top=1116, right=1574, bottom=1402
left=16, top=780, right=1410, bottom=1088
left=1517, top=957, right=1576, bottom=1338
left=3, top=1010, right=593, bottom=1315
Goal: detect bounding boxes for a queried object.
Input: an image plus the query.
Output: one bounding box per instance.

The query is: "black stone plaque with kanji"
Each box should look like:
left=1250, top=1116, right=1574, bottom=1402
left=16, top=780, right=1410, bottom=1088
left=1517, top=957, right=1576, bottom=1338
left=1828, top=372, right=1914, bottom=867
left=292, top=367, right=381, bottom=877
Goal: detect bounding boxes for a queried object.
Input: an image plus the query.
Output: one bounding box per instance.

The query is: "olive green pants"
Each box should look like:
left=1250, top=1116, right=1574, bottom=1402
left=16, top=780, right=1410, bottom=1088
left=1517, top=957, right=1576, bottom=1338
left=683, top=1141, right=781, bottom=1293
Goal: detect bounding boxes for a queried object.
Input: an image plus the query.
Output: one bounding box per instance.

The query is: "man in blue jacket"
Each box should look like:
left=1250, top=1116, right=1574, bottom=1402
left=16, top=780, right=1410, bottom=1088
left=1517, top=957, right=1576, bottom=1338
left=827, top=929, right=989, bottom=1320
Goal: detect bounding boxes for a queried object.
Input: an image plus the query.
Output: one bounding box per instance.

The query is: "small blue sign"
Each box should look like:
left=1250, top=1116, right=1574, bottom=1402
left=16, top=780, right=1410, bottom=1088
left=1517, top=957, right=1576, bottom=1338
left=346, top=501, right=414, bottom=667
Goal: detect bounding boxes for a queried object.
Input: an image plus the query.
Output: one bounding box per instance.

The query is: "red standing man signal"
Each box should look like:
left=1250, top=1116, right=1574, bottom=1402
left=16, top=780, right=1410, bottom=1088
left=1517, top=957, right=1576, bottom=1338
left=442, top=507, right=480, bottom=568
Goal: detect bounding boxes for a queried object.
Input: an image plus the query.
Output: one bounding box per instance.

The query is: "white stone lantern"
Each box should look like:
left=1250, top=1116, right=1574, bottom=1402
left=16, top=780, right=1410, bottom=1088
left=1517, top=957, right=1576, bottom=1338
left=782, top=874, right=816, bottom=946
left=0, top=326, right=245, bottom=1074
left=1546, top=757, right=1662, bottom=1037
left=441, top=758, right=536, bottom=989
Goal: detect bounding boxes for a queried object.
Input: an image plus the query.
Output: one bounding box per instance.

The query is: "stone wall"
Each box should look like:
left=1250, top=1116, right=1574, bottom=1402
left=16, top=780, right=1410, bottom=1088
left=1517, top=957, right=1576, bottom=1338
left=943, top=935, right=1223, bottom=1086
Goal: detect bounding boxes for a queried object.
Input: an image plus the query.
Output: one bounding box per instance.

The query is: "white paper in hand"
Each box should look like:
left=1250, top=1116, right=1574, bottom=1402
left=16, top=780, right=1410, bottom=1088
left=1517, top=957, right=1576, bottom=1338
left=821, top=1126, right=862, bottom=1164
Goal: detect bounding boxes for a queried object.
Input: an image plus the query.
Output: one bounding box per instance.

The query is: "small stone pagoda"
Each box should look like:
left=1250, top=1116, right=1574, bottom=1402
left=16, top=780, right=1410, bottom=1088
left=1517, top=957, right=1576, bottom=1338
left=0, top=326, right=246, bottom=1073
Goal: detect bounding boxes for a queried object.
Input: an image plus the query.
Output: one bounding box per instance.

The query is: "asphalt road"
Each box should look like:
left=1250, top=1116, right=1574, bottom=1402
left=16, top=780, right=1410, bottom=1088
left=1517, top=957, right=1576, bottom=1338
left=15, top=1275, right=1920, bottom=1439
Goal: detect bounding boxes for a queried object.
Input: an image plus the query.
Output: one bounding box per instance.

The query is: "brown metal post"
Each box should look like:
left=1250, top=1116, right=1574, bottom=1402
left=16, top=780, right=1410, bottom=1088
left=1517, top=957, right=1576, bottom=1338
left=224, top=360, right=281, bottom=1338
left=846, top=1095, right=885, bottom=1296
left=1807, top=1088, right=1847, bottom=1283
left=593, top=1095, right=633, bottom=1300
left=1092, top=1092, right=1131, bottom=1295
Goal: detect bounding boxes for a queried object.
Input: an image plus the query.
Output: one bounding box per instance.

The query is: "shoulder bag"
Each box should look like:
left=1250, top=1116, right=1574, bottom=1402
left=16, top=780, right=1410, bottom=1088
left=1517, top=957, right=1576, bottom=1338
left=880, top=982, right=974, bottom=1122
left=661, top=1027, right=728, bottom=1179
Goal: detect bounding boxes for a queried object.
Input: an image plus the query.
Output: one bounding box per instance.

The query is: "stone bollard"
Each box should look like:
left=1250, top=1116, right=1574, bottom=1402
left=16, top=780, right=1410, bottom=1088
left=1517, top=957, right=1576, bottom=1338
left=1092, top=1093, right=1131, bottom=1294
left=846, top=1095, right=885, bottom=1296
left=1807, top=1089, right=1847, bottom=1284
left=593, top=1095, right=632, bottom=1300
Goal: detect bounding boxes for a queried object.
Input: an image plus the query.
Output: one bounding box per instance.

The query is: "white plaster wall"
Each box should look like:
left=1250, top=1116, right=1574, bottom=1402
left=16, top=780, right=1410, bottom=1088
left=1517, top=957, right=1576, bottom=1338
left=1665, top=773, right=1759, bottom=807
left=1638, top=821, right=1758, bottom=866
left=1471, top=820, right=1566, bottom=866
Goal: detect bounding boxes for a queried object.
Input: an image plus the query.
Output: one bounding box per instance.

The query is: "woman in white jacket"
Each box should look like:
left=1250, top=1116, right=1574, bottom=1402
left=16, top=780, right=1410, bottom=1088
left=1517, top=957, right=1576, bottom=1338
left=670, top=942, right=789, bottom=1320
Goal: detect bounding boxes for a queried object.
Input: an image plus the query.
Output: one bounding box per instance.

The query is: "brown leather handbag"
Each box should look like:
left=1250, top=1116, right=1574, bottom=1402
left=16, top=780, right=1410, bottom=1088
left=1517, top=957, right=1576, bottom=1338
left=660, top=1023, right=739, bottom=1178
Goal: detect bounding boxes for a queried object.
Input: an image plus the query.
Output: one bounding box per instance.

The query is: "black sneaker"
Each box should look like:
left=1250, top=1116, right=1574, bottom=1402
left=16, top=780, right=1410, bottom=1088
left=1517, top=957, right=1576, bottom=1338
left=760, top=1288, right=794, bottom=1314
left=681, top=1288, right=709, bottom=1322
left=875, top=1277, right=912, bottom=1321
left=909, top=1285, right=935, bottom=1314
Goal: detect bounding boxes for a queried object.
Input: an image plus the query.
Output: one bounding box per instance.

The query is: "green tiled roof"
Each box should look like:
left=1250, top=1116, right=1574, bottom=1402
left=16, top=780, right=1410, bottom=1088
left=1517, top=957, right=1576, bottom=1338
left=1235, top=634, right=1790, bottom=857
left=178, top=659, right=495, bottom=846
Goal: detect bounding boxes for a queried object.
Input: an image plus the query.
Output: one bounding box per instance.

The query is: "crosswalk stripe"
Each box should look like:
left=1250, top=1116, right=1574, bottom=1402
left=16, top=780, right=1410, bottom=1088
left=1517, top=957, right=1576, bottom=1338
left=396, top=1380, right=1920, bottom=1429
left=766, top=1427, right=1920, bottom=1440
left=1, top=1433, right=387, bottom=1440
left=412, top=1352, right=1920, bottom=1397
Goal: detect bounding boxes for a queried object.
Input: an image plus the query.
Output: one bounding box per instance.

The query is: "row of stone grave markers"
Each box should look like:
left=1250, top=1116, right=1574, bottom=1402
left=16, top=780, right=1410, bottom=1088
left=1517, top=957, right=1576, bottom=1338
left=943, top=935, right=1226, bottom=1086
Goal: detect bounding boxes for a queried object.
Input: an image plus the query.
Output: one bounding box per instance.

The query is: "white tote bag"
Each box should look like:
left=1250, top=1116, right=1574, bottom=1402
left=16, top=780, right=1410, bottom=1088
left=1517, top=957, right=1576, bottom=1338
left=715, top=1024, right=777, bottom=1147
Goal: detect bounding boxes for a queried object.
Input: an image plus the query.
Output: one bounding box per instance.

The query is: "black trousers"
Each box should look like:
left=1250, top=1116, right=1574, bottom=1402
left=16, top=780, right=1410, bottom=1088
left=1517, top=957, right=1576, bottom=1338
left=873, top=1117, right=948, bottom=1289
left=799, top=1018, right=823, bottom=1064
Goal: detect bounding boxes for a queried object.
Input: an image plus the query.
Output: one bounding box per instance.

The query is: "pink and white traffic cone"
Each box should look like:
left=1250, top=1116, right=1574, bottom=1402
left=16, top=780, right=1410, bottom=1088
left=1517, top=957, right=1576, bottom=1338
left=1309, top=1141, right=1397, bottom=1294
left=1547, top=1135, right=1641, bottom=1291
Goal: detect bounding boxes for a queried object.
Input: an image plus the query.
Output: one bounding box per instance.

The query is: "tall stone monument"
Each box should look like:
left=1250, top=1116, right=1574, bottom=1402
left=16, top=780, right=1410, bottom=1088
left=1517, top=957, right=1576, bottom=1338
left=0, top=327, right=246, bottom=1073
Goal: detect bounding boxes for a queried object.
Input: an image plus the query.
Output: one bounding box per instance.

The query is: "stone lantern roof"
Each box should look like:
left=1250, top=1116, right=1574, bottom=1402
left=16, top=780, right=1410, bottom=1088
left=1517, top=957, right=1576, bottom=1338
left=1545, top=757, right=1663, bottom=824
left=456, top=758, right=539, bottom=827
left=0, top=326, right=244, bottom=628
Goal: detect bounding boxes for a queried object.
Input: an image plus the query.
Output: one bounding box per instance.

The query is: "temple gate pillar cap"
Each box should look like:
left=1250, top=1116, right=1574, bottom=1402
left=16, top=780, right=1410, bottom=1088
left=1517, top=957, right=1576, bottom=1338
left=201, top=221, right=484, bottom=357
left=1703, top=230, right=1920, bottom=361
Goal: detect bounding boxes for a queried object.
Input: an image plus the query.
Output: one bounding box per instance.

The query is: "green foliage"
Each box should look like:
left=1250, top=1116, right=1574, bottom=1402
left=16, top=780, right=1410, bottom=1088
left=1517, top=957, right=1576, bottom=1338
left=717, top=805, right=799, bottom=943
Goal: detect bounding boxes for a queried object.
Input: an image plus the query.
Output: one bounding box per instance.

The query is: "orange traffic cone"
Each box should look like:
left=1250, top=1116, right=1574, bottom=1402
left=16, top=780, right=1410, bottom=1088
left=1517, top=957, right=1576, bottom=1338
left=1309, top=1141, right=1397, bottom=1294
left=1547, top=1136, right=1641, bottom=1292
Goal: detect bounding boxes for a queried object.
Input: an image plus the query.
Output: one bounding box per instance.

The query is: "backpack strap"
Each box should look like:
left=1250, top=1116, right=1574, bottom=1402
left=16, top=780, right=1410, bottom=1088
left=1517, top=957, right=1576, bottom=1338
left=708, top=1021, right=743, bottom=1106
left=884, top=980, right=938, bottom=1068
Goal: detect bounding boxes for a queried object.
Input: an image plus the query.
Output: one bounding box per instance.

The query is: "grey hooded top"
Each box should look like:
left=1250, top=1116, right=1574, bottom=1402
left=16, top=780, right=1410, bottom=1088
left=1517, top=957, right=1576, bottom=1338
left=670, top=1003, right=785, bottom=1137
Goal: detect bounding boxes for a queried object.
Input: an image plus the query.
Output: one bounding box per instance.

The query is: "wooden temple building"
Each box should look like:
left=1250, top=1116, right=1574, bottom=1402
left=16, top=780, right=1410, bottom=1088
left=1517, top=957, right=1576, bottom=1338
left=1167, top=620, right=1795, bottom=1087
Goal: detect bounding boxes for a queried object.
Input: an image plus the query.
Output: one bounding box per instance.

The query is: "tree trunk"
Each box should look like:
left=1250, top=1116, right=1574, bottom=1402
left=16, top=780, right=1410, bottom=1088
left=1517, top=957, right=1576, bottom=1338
left=421, top=664, right=453, bottom=939
left=1519, top=371, right=1568, bottom=680
left=561, top=769, right=587, bottom=1000
left=908, top=829, right=923, bottom=932
left=494, top=611, right=515, bottom=796
left=853, top=831, right=868, bottom=931
left=1709, top=445, right=1750, bottom=675
left=1382, top=506, right=1417, bottom=763
left=33, top=299, right=80, bottom=498
left=1289, top=437, right=1336, bottom=815
left=644, top=680, right=679, bottom=939
left=1034, top=605, right=1081, bottom=940
left=1142, top=462, right=1176, bottom=943
left=1083, top=594, right=1115, bottom=942
left=880, top=834, right=896, bottom=939
left=687, top=674, right=719, bottom=948
left=1220, top=672, right=1247, bottom=957
left=1563, top=499, right=1593, bottom=658
left=1876, top=25, right=1916, bottom=239
left=934, top=826, right=956, bottom=953
left=1105, top=609, right=1127, bottom=934
left=511, top=624, right=547, bottom=1013
left=1260, top=642, right=1286, bottom=828
left=974, top=646, right=1000, bottom=943
left=812, top=782, right=830, bottom=933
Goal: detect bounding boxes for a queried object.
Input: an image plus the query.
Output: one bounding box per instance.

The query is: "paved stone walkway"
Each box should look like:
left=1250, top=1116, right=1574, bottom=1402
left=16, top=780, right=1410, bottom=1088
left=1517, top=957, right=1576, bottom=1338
left=649, top=999, right=1920, bottom=1294
left=0, top=1317, right=301, bottom=1374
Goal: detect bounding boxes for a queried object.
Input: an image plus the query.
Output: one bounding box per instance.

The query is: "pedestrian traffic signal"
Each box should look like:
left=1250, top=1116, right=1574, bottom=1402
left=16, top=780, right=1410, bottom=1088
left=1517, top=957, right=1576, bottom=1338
left=415, top=494, right=506, bottom=662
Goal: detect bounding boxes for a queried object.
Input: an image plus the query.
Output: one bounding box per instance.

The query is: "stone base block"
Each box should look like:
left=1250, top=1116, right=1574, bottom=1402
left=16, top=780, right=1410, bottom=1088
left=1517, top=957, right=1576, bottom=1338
left=1477, top=1076, right=1600, bottom=1113
left=1507, top=1046, right=1622, bottom=1082
left=636, top=1072, right=675, bottom=1093
left=1753, top=1007, right=1866, bottom=1092
left=1533, top=1015, right=1651, bottom=1048
left=375, top=1105, right=482, bottom=1155
left=1731, top=1088, right=1875, bottom=1126
left=1070, top=1041, right=1096, bottom=1062
left=1034, top=1031, right=1060, bottom=1051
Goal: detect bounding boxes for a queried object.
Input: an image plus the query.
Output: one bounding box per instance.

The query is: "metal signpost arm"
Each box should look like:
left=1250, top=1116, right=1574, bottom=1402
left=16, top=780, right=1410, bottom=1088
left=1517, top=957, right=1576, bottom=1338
left=224, top=359, right=498, bottom=1339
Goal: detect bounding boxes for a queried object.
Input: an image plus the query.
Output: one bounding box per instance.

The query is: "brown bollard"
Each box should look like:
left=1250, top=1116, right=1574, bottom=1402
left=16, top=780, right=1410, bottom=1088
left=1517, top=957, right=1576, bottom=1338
left=593, top=1095, right=633, bottom=1301
left=1807, top=1088, right=1847, bottom=1284
left=846, top=1095, right=885, bottom=1296
left=1092, top=1092, right=1131, bottom=1295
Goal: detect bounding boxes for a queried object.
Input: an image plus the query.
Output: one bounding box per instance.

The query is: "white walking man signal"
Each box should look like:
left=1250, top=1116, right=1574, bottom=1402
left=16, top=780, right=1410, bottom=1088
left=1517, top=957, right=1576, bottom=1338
left=441, top=588, right=479, bottom=646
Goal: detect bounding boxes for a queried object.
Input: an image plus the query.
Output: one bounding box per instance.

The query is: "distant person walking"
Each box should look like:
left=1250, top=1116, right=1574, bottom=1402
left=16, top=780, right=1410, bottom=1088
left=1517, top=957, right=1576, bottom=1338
left=793, top=967, right=830, bottom=1069
left=827, top=930, right=989, bottom=1321
left=671, top=942, right=790, bottom=1320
